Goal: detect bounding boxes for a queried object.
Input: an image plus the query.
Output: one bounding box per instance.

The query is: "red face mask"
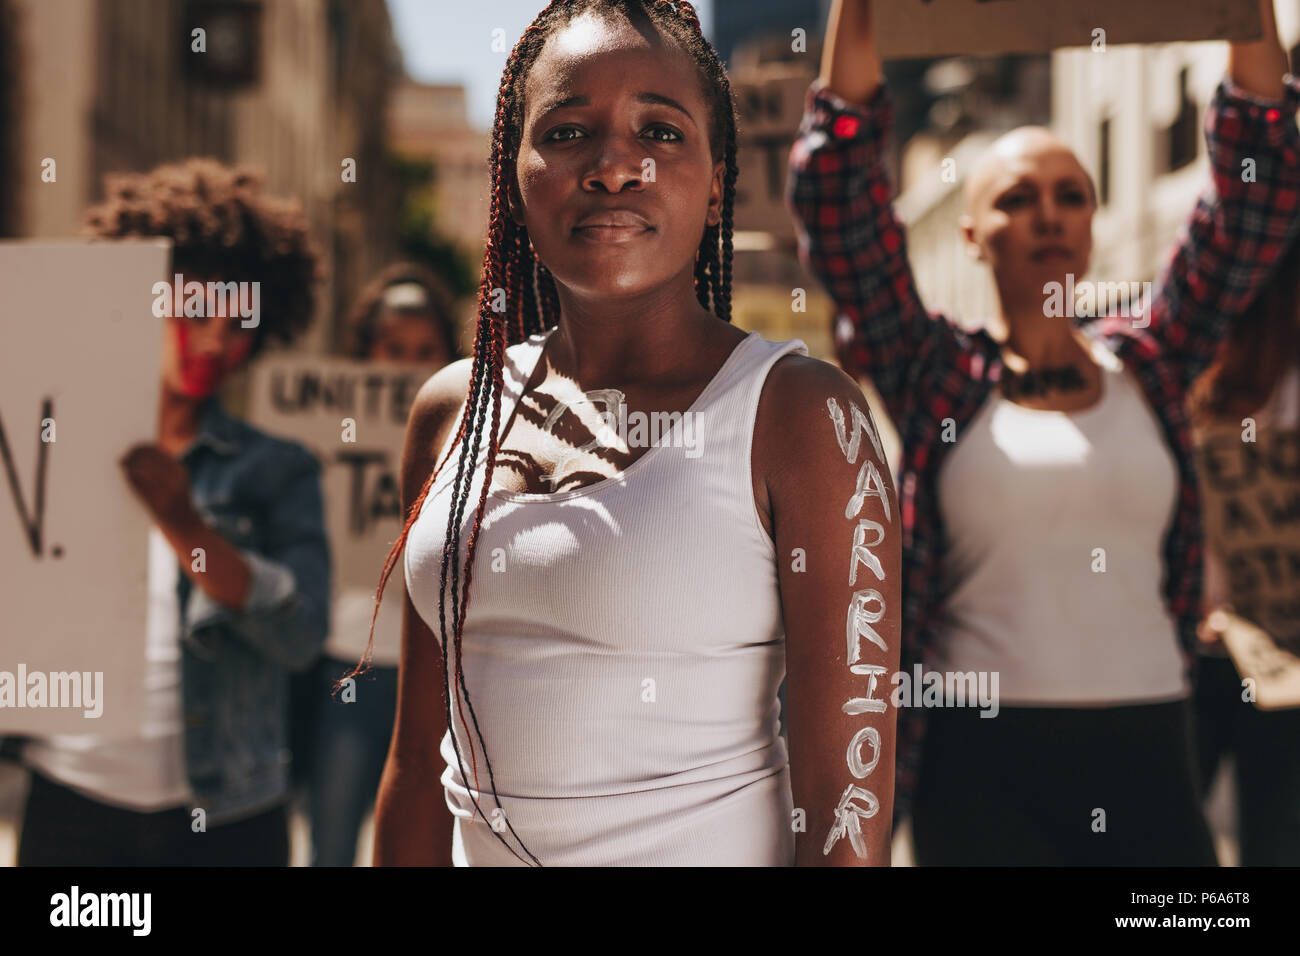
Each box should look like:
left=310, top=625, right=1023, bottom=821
left=174, top=320, right=252, bottom=398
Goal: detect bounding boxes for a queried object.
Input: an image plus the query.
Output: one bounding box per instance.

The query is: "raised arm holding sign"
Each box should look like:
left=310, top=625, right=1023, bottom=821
left=789, top=0, right=1300, bottom=865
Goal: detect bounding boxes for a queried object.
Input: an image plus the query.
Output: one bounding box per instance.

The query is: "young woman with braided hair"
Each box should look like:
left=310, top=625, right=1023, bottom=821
left=357, top=0, right=901, bottom=866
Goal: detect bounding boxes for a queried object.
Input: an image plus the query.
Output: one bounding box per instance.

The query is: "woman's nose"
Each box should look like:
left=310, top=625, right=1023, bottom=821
left=582, top=136, right=646, bottom=193
left=1035, top=198, right=1064, bottom=232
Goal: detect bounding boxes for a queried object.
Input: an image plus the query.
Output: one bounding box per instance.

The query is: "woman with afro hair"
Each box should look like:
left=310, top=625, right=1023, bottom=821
left=18, top=158, right=332, bottom=866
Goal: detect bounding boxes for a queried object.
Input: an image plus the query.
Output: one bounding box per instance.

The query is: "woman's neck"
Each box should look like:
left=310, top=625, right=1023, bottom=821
left=990, top=291, right=1089, bottom=371
left=549, top=271, right=722, bottom=386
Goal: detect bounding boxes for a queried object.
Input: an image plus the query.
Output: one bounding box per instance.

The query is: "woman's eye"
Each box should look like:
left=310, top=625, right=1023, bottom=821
left=1000, top=192, right=1031, bottom=209
left=545, top=126, right=585, bottom=143
left=1060, top=189, right=1088, bottom=205
left=644, top=124, right=686, bottom=143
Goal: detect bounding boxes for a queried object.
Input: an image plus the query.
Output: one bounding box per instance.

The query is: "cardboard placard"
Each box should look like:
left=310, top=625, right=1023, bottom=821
left=0, top=240, right=169, bottom=735
left=876, top=0, right=1262, bottom=59
left=1197, top=422, right=1300, bottom=660
left=732, top=70, right=811, bottom=238
left=247, top=357, right=433, bottom=666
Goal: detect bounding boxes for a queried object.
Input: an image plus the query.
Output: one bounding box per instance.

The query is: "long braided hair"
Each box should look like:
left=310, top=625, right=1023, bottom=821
left=342, top=0, right=739, bottom=866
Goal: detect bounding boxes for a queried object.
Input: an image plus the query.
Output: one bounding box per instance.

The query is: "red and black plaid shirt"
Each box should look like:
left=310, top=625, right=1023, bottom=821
left=788, top=75, right=1300, bottom=825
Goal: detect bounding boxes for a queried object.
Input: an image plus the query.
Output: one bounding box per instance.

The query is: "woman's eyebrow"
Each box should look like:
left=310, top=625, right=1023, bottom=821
left=997, top=179, right=1035, bottom=195
left=536, top=91, right=697, bottom=125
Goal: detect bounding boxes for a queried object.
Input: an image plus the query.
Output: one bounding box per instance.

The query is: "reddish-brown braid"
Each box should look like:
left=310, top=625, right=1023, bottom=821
left=340, top=0, right=740, bottom=867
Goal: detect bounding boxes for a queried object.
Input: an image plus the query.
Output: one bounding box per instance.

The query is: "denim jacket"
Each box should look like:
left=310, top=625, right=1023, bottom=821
left=177, top=395, right=331, bottom=826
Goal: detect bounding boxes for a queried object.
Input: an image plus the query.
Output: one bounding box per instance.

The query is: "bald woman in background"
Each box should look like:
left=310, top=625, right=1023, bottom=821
left=788, top=0, right=1300, bottom=864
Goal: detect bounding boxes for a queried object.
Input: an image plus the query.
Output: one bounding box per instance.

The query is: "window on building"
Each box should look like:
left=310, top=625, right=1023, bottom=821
left=180, top=0, right=262, bottom=88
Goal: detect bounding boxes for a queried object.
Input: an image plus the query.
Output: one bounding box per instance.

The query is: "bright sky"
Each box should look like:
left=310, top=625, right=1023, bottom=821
left=386, top=0, right=714, bottom=131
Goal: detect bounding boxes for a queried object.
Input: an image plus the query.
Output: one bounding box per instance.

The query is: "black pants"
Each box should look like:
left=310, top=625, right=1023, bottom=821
left=1194, top=654, right=1300, bottom=866
left=911, top=699, right=1217, bottom=866
left=17, top=771, right=290, bottom=866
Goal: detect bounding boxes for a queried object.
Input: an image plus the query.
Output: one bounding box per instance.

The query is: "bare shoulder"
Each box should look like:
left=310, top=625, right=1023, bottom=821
left=755, top=353, right=890, bottom=487
left=750, top=351, right=896, bottom=544
left=402, top=357, right=476, bottom=503
left=409, top=357, right=475, bottom=429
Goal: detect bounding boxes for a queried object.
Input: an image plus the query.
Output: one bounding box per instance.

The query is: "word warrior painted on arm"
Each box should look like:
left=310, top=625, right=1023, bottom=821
left=824, top=397, right=892, bottom=859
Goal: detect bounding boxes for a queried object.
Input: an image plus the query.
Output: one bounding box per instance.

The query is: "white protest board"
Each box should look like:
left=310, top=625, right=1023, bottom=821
left=247, top=357, right=434, bottom=667
left=877, top=0, right=1262, bottom=59
left=0, top=240, right=169, bottom=735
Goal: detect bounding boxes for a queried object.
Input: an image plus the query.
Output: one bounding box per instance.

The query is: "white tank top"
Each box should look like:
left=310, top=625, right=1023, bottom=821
left=404, top=327, right=808, bottom=866
left=934, top=335, right=1189, bottom=705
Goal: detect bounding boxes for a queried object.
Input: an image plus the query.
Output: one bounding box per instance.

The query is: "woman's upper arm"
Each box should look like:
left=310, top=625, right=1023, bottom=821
left=756, top=354, right=902, bottom=866
left=389, top=359, right=473, bottom=765
left=1137, top=76, right=1300, bottom=390
left=787, top=81, right=965, bottom=422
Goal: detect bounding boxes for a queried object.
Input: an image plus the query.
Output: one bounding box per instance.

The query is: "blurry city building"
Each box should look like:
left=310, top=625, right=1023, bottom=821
left=6, top=0, right=402, bottom=353
left=711, top=0, right=828, bottom=69
left=717, top=1, right=838, bottom=364
left=386, top=78, right=489, bottom=351
left=388, top=80, right=489, bottom=254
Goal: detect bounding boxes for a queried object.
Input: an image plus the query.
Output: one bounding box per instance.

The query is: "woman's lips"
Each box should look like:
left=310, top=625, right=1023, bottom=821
left=573, top=223, right=653, bottom=243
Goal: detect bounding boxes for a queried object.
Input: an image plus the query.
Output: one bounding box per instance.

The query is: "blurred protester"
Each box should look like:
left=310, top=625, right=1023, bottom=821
left=302, top=263, right=459, bottom=867
left=17, top=159, right=330, bottom=866
left=788, top=0, right=1299, bottom=864
left=1188, top=235, right=1300, bottom=865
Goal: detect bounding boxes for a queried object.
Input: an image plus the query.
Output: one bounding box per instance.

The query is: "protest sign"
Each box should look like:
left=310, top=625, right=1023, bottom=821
left=0, top=240, right=168, bottom=735
left=1197, top=421, right=1300, bottom=709
left=248, top=356, right=433, bottom=666
left=876, top=0, right=1262, bottom=59
left=732, top=68, right=813, bottom=239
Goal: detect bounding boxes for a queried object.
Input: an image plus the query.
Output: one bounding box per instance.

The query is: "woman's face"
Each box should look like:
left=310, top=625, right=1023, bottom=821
left=368, top=310, right=452, bottom=366
left=160, top=278, right=256, bottom=399
left=961, top=129, right=1095, bottom=301
left=514, top=12, right=724, bottom=301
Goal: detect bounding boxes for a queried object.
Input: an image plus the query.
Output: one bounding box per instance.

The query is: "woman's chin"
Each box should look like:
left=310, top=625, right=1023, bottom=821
left=164, top=377, right=218, bottom=401
left=559, top=272, right=669, bottom=301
